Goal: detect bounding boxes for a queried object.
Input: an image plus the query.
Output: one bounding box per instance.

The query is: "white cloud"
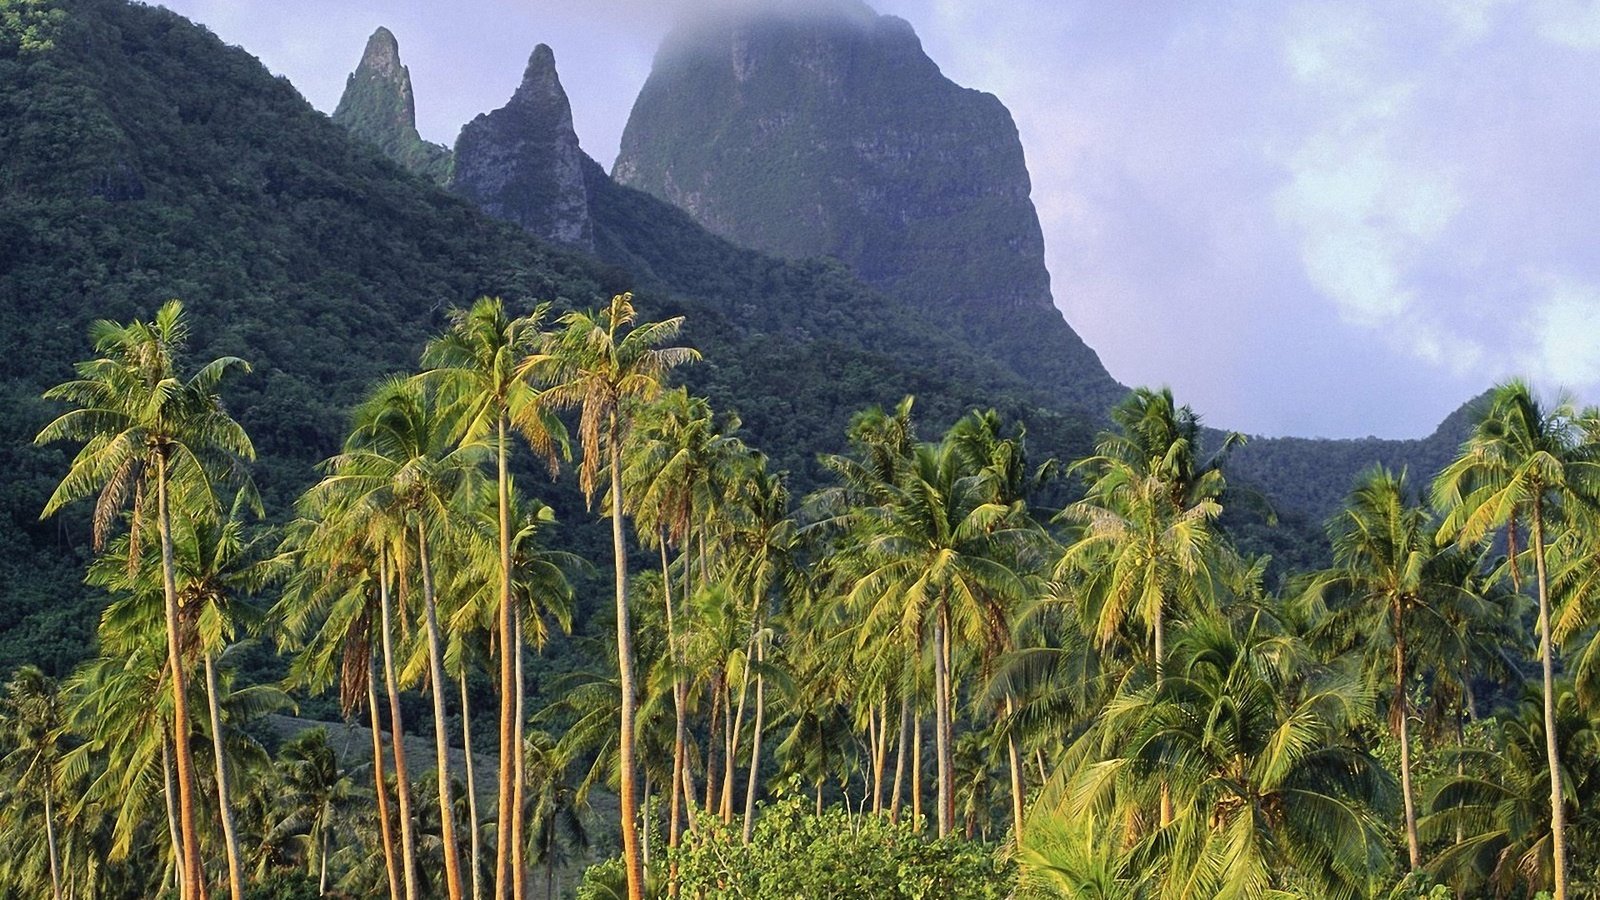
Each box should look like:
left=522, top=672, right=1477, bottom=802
left=1531, top=0, right=1600, bottom=49
left=1521, top=276, right=1600, bottom=387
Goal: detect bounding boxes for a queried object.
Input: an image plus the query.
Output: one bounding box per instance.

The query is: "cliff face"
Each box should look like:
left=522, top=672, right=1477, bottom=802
left=613, top=3, right=1124, bottom=413
left=447, top=44, right=594, bottom=250
left=331, top=27, right=452, bottom=184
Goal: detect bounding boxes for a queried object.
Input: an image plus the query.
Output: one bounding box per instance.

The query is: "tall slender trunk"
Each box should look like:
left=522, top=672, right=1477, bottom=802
left=513, top=610, right=529, bottom=900
left=418, top=523, right=465, bottom=900
left=1393, top=602, right=1420, bottom=870
left=203, top=653, right=244, bottom=900
left=44, top=780, right=61, bottom=900
left=933, top=605, right=955, bottom=838
left=162, top=735, right=184, bottom=895
left=889, top=696, right=909, bottom=824
left=496, top=416, right=517, bottom=900
left=912, top=710, right=923, bottom=831
left=380, top=551, right=420, bottom=900
left=610, top=417, right=645, bottom=900
left=873, top=701, right=890, bottom=815
left=1004, top=694, right=1025, bottom=842
left=704, top=669, right=724, bottom=816
left=660, top=540, right=685, bottom=854
left=742, top=641, right=766, bottom=843
left=318, top=819, right=330, bottom=896
left=368, top=658, right=402, bottom=900
left=1155, top=602, right=1171, bottom=829
left=1532, top=504, right=1569, bottom=900
left=642, top=776, right=652, bottom=871
left=157, top=462, right=207, bottom=900
left=461, top=676, right=483, bottom=900
left=724, top=654, right=753, bottom=823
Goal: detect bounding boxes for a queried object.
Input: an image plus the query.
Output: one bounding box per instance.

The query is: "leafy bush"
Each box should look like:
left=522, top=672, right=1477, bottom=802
left=619, top=786, right=1015, bottom=900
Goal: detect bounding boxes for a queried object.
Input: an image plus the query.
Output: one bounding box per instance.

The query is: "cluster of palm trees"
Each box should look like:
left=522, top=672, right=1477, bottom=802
left=8, top=294, right=1600, bottom=900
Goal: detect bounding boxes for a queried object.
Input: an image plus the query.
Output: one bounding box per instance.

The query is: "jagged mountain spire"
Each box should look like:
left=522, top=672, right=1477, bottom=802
left=448, top=44, right=595, bottom=250
left=333, top=27, right=452, bottom=183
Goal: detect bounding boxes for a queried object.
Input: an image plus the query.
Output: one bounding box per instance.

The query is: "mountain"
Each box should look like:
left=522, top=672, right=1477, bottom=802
left=330, top=26, right=451, bottom=184
left=612, top=1, right=1125, bottom=415
left=449, top=43, right=595, bottom=250
left=0, top=0, right=1101, bottom=672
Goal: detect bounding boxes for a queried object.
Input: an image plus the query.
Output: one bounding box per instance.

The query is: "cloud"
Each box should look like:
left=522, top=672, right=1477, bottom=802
left=1521, top=275, right=1600, bottom=388
left=1531, top=0, right=1600, bottom=49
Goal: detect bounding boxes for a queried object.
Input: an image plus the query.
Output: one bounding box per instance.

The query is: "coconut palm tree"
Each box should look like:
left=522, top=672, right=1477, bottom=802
left=1049, top=617, right=1394, bottom=900
left=0, top=666, right=66, bottom=900
left=271, top=728, right=359, bottom=895
left=1422, top=681, right=1600, bottom=898
left=1433, top=380, right=1600, bottom=899
left=421, top=295, right=566, bottom=900
left=1300, top=465, right=1455, bottom=871
left=321, top=377, right=480, bottom=900
left=531, top=292, right=698, bottom=900
left=37, top=299, right=254, bottom=900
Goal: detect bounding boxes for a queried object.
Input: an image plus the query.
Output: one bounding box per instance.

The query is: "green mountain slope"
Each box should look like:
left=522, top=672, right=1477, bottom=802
left=0, top=0, right=1099, bottom=672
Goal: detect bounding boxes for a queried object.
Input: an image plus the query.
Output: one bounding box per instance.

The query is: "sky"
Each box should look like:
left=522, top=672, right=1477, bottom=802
left=154, top=0, right=1600, bottom=440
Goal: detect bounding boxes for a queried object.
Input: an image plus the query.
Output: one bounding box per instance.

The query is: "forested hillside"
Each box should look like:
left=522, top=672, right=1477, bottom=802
left=0, top=0, right=1097, bottom=673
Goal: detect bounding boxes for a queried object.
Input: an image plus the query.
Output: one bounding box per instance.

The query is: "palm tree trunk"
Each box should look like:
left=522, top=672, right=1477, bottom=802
left=203, top=652, right=245, bottom=900
left=157, top=462, right=208, bottom=900
left=380, top=550, right=420, bottom=900
left=1393, top=604, right=1420, bottom=870
left=1532, top=504, right=1569, bottom=900
left=889, top=695, right=909, bottom=824
left=933, top=605, right=955, bottom=838
left=44, top=779, right=61, bottom=900
left=742, top=650, right=766, bottom=843
left=610, top=417, right=645, bottom=900
left=496, top=416, right=517, bottom=900
left=1005, top=694, right=1025, bottom=842
left=912, top=710, right=923, bottom=831
left=1155, top=602, right=1171, bottom=829
left=461, top=675, right=483, bottom=900
left=723, top=667, right=747, bottom=823
left=660, top=540, right=686, bottom=854
left=162, top=734, right=184, bottom=895
left=368, top=658, right=403, bottom=900
left=704, top=669, right=724, bottom=816
left=319, top=819, right=330, bottom=896
left=513, top=609, right=529, bottom=900
left=418, top=522, right=466, bottom=900
left=876, top=701, right=889, bottom=813
left=725, top=652, right=754, bottom=824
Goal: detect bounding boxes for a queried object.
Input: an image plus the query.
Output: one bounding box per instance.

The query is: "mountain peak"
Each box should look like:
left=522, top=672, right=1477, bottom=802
left=449, top=43, right=594, bottom=249
left=359, top=26, right=402, bottom=77
left=615, top=2, right=1125, bottom=413
left=332, top=27, right=452, bottom=183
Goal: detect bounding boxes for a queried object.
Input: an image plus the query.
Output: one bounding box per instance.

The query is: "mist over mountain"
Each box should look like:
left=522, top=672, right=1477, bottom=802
left=612, top=1, right=1127, bottom=415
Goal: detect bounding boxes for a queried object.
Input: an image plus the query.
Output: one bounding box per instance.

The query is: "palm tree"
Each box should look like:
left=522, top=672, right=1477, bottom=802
left=532, top=292, right=698, bottom=900
left=1048, top=617, right=1394, bottom=899
left=1422, top=681, right=1600, bottom=898
left=323, top=377, right=479, bottom=900
left=1301, top=466, right=1453, bottom=871
left=37, top=299, right=254, bottom=900
left=1433, top=380, right=1600, bottom=900
left=272, top=728, right=359, bottom=895
left=421, top=296, right=565, bottom=900
left=845, top=436, right=1034, bottom=837
left=277, top=510, right=407, bottom=900
left=0, top=666, right=66, bottom=900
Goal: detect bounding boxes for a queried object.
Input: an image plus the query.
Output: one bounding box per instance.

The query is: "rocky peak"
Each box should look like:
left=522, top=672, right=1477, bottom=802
left=448, top=43, right=594, bottom=250
left=614, top=2, right=1125, bottom=413
left=332, top=27, right=452, bottom=184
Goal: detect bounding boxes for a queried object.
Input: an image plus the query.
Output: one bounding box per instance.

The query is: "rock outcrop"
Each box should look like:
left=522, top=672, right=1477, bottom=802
left=613, top=1, right=1123, bottom=412
left=448, top=44, right=594, bottom=250
left=332, top=27, right=452, bottom=184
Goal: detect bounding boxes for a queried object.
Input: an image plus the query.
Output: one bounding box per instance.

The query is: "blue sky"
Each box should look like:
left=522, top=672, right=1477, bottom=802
left=156, top=0, right=1600, bottom=440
